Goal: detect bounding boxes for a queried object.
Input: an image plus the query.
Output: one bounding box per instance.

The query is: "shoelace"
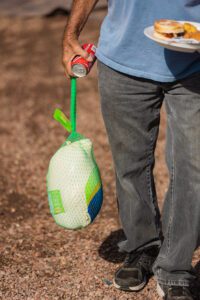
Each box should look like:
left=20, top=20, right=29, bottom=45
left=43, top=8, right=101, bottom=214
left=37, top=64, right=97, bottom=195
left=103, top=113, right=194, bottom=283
left=124, top=252, right=140, bottom=266
left=124, top=252, right=151, bottom=268
left=124, top=248, right=158, bottom=270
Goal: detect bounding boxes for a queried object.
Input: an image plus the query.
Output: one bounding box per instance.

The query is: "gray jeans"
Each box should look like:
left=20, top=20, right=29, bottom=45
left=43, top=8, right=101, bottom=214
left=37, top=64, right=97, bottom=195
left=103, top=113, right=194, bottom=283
left=98, top=61, right=200, bottom=286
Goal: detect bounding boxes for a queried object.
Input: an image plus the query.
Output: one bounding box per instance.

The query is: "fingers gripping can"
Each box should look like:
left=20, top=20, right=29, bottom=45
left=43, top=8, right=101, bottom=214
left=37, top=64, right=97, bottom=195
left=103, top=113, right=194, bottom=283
left=71, top=44, right=96, bottom=77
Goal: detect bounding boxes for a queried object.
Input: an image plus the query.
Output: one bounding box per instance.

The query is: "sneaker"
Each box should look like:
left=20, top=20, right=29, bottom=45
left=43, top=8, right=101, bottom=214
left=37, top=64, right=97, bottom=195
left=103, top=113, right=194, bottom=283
left=157, top=283, right=194, bottom=300
left=113, top=245, right=159, bottom=292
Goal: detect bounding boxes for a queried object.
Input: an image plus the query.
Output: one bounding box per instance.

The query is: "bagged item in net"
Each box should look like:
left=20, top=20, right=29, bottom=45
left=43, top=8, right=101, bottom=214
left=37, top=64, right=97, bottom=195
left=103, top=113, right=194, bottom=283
left=46, top=78, right=103, bottom=229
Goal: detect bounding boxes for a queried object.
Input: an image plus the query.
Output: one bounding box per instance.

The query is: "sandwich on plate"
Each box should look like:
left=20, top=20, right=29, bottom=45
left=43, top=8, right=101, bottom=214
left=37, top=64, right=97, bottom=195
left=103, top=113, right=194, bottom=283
left=154, top=19, right=200, bottom=41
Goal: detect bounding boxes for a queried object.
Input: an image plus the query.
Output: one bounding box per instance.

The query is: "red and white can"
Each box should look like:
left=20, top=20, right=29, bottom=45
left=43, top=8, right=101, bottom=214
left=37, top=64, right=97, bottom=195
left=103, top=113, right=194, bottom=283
left=71, top=43, right=96, bottom=77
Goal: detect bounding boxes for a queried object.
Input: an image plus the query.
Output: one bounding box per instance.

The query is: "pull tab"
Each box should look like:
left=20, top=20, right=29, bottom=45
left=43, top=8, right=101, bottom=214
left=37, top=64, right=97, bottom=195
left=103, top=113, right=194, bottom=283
left=53, top=108, right=72, bottom=132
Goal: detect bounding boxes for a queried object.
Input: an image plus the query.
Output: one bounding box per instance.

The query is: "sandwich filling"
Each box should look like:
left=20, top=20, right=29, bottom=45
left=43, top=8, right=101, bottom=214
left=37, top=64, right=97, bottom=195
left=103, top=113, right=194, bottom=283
left=154, top=19, right=185, bottom=39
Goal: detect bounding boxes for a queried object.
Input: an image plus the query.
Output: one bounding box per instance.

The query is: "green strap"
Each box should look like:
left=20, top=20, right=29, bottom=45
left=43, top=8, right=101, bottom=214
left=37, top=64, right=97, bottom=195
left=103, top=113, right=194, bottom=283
left=70, top=77, right=77, bottom=132
left=53, top=77, right=77, bottom=134
left=53, top=108, right=72, bottom=132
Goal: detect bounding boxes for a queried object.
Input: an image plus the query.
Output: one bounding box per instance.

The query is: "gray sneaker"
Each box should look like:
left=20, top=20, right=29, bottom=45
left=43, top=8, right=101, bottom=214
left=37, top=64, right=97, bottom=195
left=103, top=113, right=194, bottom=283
left=157, top=283, right=194, bottom=300
left=113, top=246, right=159, bottom=292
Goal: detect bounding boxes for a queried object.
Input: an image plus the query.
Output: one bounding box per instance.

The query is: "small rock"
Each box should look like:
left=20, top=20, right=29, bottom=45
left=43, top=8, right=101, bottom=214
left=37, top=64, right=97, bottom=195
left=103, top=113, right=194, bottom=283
left=102, top=278, right=112, bottom=286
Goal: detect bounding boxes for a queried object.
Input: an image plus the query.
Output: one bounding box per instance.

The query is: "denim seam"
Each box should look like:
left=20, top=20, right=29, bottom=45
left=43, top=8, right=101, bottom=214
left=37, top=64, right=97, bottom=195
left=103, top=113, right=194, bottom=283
left=166, top=116, right=176, bottom=255
left=146, top=124, right=160, bottom=236
left=157, top=278, right=190, bottom=287
left=156, top=269, right=190, bottom=286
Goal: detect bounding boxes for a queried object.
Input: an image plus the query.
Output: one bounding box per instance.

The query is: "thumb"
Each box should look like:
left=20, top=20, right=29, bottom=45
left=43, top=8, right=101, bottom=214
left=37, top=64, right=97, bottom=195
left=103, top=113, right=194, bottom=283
left=72, top=42, right=90, bottom=59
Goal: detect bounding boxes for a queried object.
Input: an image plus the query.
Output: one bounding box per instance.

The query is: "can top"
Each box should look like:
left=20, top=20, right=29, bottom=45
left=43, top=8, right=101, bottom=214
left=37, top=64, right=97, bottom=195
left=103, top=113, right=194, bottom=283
left=72, top=64, right=87, bottom=78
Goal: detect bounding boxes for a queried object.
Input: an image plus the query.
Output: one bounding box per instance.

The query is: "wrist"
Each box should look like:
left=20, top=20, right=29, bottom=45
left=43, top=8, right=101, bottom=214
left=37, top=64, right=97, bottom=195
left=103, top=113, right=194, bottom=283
left=63, top=30, right=79, bottom=47
left=65, top=21, right=80, bottom=38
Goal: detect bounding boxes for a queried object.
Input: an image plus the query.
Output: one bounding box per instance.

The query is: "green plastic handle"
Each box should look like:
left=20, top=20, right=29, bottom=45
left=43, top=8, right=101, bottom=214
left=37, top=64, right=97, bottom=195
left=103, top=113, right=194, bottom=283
left=70, top=78, right=77, bottom=132
left=53, top=78, right=77, bottom=133
left=53, top=108, right=72, bottom=132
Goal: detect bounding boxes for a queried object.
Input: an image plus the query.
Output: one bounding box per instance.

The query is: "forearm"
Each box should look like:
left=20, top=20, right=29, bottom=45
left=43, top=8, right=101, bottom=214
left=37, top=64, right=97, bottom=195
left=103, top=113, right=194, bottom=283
left=62, top=0, right=99, bottom=76
left=64, top=0, right=99, bottom=43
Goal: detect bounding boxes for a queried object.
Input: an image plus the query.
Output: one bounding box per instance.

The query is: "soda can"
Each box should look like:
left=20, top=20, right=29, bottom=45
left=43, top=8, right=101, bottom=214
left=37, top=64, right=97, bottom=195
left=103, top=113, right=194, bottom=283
left=71, top=44, right=96, bottom=77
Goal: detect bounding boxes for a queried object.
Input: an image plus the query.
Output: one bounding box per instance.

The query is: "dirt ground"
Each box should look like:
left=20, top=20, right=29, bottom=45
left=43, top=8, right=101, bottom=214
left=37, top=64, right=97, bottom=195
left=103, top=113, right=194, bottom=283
left=0, top=11, right=200, bottom=300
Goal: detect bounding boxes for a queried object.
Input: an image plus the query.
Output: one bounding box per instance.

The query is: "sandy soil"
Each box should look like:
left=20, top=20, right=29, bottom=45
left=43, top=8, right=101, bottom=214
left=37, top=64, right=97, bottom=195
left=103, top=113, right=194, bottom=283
left=0, top=0, right=107, bottom=17
left=0, top=11, right=199, bottom=300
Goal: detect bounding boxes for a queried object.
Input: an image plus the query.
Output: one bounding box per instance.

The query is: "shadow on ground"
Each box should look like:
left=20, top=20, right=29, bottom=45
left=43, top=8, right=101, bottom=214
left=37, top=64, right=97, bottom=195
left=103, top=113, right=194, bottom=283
left=45, top=8, right=69, bottom=17
left=98, top=229, right=126, bottom=263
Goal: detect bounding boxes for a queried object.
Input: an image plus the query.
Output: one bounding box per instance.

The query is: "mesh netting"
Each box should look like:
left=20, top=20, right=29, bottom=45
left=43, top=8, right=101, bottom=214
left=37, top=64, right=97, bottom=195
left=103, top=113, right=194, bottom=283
left=47, top=78, right=103, bottom=229
left=47, top=136, right=103, bottom=229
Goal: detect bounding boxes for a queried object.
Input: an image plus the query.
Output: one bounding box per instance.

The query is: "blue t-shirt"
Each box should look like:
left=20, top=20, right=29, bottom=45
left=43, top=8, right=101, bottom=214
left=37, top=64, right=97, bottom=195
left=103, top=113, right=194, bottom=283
left=96, top=0, right=200, bottom=82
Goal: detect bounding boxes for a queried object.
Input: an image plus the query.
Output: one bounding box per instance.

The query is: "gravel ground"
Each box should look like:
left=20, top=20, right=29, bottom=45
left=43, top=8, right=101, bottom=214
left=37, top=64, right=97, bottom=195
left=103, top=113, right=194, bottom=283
left=0, top=12, right=200, bottom=300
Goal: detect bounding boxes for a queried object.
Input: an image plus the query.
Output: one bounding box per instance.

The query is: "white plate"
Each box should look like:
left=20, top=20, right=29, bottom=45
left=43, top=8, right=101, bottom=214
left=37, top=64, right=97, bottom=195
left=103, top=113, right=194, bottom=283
left=144, top=21, right=200, bottom=53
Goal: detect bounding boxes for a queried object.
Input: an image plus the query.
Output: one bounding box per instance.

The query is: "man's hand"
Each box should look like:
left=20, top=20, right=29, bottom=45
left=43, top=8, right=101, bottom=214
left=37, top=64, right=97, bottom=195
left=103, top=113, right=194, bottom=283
left=62, top=0, right=99, bottom=77
left=62, top=35, right=92, bottom=77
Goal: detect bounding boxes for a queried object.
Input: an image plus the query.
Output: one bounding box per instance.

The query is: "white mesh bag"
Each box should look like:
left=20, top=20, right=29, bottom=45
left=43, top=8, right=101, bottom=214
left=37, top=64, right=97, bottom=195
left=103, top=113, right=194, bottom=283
left=47, top=78, right=103, bottom=229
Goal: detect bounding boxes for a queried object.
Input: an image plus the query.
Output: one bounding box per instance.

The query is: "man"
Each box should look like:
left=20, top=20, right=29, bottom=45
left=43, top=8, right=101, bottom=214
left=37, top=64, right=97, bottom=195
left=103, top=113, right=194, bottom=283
left=62, top=1, right=200, bottom=299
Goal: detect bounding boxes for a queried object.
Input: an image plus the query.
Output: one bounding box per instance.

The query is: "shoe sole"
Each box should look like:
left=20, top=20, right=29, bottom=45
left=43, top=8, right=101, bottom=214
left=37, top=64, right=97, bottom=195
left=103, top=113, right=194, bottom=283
left=113, top=276, right=147, bottom=292
left=157, top=283, right=165, bottom=299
